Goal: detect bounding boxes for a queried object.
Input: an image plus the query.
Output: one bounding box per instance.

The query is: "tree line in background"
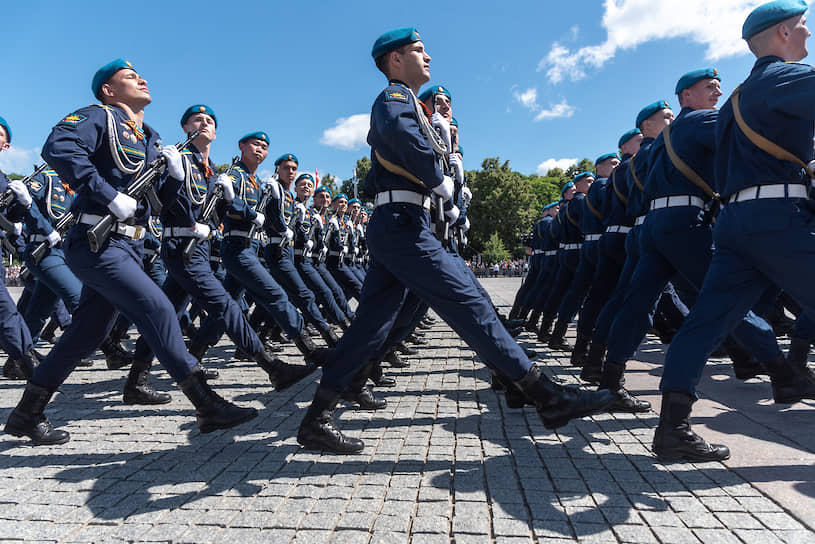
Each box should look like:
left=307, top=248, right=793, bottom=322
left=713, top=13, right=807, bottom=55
left=8, top=155, right=596, bottom=265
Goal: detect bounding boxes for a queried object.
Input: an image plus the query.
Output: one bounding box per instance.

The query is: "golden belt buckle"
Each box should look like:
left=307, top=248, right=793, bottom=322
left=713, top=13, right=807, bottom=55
left=133, top=225, right=144, bottom=240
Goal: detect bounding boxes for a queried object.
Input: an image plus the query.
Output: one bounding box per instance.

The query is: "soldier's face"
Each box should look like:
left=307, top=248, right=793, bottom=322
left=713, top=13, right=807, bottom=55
left=434, top=95, right=452, bottom=120
left=596, top=158, right=619, bottom=178
left=620, top=134, right=643, bottom=156
left=395, top=41, right=431, bottom=88
left=682, top=78, right=722, bottom=110
left=563, top=186, right=576, bottom=200
left=277, top=160, right=298, bottom=184
left=575, top=177, right=594, bottom=194
left=786, top=14, right=810, bottom=61
left=102, top=69, right=151, bottom=107
left=295, top=178, right=314, bottom=200
left=183, top=113, right=216, bottom=143
left=313, top=192, right=331, bottom=208
left=333, top=199, right=348, bottom=214
left=0, top=127, right=8, bottom=151
left=239, top=139, right=268, bottom=165
left=349, top=203, right=361, bottom=218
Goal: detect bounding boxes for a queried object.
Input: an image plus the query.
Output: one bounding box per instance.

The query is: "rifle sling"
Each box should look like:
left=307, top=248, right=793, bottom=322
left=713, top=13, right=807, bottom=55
left=374, top=150, right=427, bottom=188
left=662, top=123, right=718, bottom=200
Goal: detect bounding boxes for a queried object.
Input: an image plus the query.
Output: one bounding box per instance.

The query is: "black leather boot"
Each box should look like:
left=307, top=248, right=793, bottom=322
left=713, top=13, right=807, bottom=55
left=652, top=391, right=730, bottom=462
left=548, top=320, right=571, bottom=351
left=342, top=364, right=386, bottom=410
left=179, top=369, right=257, bottom=433
left=294, top=332, right=329, bottom=364
left=369, top=362, right=396, bottom=387
left=537, top=318, right=553, bottom=343
left=406, top=333, right=427, bottom=345
left=394, top=341, right=418, bottom=355
left=490, top=369, right=505, bottom=391
left=508, top=304, right=520, bottom=321
left=515, top=366, right=614, bottom=429
left=3, top=348, right=37, bottom=380
left=123, top=359, right=172, bottom=405
left=493, top=371, right=532, bottom=409
left=233, top=348, right=254, bottom=361
left=725, top=342, right=765, bottom=380
left=579, top=342, right=605, bottom=384
left=297, top=388, right=364, bottom=454
left=570, top=333, right=590, bottom=367
left=764, top=356, right=815, bottom=404
left=599, top=361, right=651, bottom=412
left=320, top=328, right=339, bottom=347
left=254, top=349, right=317, bottom=391
left=100, top=337, right=135, bottom=370
left=339, top=318, right=353, bottom=331
left=525, top=311, right=541, bottom=333
left=40, top=319, right=59, bottom=344
left=787, top=338, right=815, bottom=380
left=188, top=341, right=209, bottom=362
left=5, top=382, right=70, bottom=445
left=384, top=350, right=408, bottom=368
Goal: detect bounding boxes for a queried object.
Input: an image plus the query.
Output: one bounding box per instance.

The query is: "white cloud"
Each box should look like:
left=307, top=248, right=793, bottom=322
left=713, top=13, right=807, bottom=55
left=513, top=87, right=539, bottom=110
left=0, top=146, right=41, bottom=175
left=320, top=113, right=370, bottom=151
left=535, top=99, right=576, bottom=121
left=539, top=0, right=759, bottom=84
left=537, top=158, right=578, bottom=175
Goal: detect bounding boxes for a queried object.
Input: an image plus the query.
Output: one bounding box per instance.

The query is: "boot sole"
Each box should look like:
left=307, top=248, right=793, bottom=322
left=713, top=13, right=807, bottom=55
left=653, top=449, right=731, bottom=463
left=198, top=409, right=258, bottom=434
left=123, top=394, right=172, bottom=405
left=296, top=436, right=364, bottom=455
left=4, top=425, right=70, bottom=446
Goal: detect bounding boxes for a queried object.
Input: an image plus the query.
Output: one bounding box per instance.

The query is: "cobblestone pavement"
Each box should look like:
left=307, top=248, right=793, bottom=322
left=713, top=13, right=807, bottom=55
left=1, top=278, right=813, bottom=543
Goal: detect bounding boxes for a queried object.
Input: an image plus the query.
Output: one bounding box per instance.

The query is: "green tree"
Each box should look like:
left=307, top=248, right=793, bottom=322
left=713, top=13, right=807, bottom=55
left=465, top=157, right=537, bottom=256
left=320, top=173, right=342, bottom=196
left=340, top=156, right=372, bottom=198
left=564, top=158, right=595, bottom=180
left=6, top=173, right=23, bottom=180
left=481, top=232, right=510, bottom=264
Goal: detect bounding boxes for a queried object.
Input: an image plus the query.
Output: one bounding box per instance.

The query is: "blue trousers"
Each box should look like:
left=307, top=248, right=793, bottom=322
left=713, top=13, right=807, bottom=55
left=265, top=245, right=330, bottom=333
left=576, top=233, right=626, bottom=338
left=220, top=238, right=303, bottom=338
left=327, top=256, right=363, bottom=301
left=0, top=262, right=33, bottom=359
left=320, top=204, right=531, bottom=394
left=315, top=261, right=354, bottom=320
left=31, top=227, right=198, bottom=387
left=557, top=241, right=599, bottom=324
left=514, top=258, right=540, bottom=310
left=295, top=257, right=347, bottom=325
left=661, top=199, right=815, bottom=395
left=541, top=248, right=581, bottom=319
left=592, top=228, right=642, bottom=344
left=606, top=209, right=778, bottom=367
left=22, top=247, right=81, bottom=340
left=531, top=256, right=559, bottom=312
left=134, top=237, right=263, bottom=361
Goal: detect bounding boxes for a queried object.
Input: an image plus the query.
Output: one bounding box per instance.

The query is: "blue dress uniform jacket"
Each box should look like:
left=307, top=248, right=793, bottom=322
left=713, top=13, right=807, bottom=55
left=33, top=103, right=200, bottom=388
left=625, top=139, right=655, bottom=219
left=603, top=156, right=635, bottom=227
left=159, top=143, right=213, bottom=229
left=661, top=55, right=815, bottom=396
left=581, top=177, right=607, bottom=235
left=316, top=79, right=533, bottom=395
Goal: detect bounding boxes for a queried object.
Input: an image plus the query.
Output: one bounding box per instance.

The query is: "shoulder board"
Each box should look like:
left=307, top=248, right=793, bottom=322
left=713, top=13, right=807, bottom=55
left=385, top=89, right=409, bottom=103
left=58, top=112, right=88, bottom=127
left=180, top=149, right=193, bottom=156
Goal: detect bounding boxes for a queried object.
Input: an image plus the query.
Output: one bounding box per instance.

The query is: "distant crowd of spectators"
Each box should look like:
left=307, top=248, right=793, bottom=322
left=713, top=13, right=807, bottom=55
left=469, top=260, right=528, bottom=278
left=4, top=263, right=23, bottom=287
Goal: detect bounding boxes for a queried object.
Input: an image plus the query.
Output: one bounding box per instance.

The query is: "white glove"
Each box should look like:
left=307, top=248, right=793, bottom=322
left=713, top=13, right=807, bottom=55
left=12, top=222, right=23, bottom=236
left=108, top=192, right=137, bottom=221
left=46, top=230, right=61, bottom=247
left=463, top=217, right=471, bottom=232
left=432, top=175, right=454, bottom=200
left=191, top=222, right=211, bottom=240
left=8, top=179, right=32, bottom=207
left=284, top=227, right=294, bottom=241
left=215, top=174, right=235, bottom=201
left=448, top=153, right=464, bottom=183
left=252, top=212, right=265, bottom=228
left=444, top=204, right=460, bottom=223
left=431, top=112, right=452, bottom=151
left=306, top=240, right=314, bottom=251
left=161, top=145, right=184, bottom=180
left=354, top=247, right=359, bottom=256
left=461, top=186, right=473, bottom=205
left=319, top=246, right=328, bottom=259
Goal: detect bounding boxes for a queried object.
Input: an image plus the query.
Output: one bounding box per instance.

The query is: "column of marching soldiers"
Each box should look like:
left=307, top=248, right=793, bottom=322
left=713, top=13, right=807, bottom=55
left=3, top=0, right=815, bottom=464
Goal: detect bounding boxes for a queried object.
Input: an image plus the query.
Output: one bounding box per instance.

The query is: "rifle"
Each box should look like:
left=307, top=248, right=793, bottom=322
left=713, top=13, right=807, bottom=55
left=304, top=205, right=323, bottom=259
left=28, top=207, right=77, bottom=266
left=87, top=130, right=199, bottom=252
left=182, top=155, right=238, bottom=264
left=318, top=209, right=336, bottom=263
left=277, top=198, right=302, bottom=258
left=246, top=174, right=276, bottom=247
left=0, top=163, right=49, bottom=234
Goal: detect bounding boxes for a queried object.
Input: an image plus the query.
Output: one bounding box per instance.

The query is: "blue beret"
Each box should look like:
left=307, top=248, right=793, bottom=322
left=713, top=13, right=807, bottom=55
left=636, top=100, right=670, bottom=128
left=450, top=117, right=458, bottom=127
left=296, top=173, right=315, bottom=184
left=92, top=59, right=134, bottom=100
left=275, top=153, right=298, bottom=166
left=314, top=185, right=331, bottom=195
left=743, top=0, right=808, bottom=39
left=618, top=128, right=642, bottom=149
left=181, top=104, right=217, bottom=128
left=0, top=116, right=10, bottom=143
left=372, top=27, right=422, bottom=59
left=573, top=171, right=594, bottom=184
left=675, top=68, right=720, bottom=94
left=418, top=85, right=452, bottom=103
left=239, top=131, right=269, bottom=144
left=457, top=144, right=463, bottom=156
left=348, top=198, right=361, bottom=205
left=560, top=181, right=574, bottom=196
left=332, top=192, right=349, bottom=202
left=595, top=152, right=620, bottom=165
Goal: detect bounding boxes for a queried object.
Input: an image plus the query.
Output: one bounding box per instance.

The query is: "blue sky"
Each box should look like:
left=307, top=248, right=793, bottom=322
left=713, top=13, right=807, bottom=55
left=1, top=0, right=802, bottom=180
